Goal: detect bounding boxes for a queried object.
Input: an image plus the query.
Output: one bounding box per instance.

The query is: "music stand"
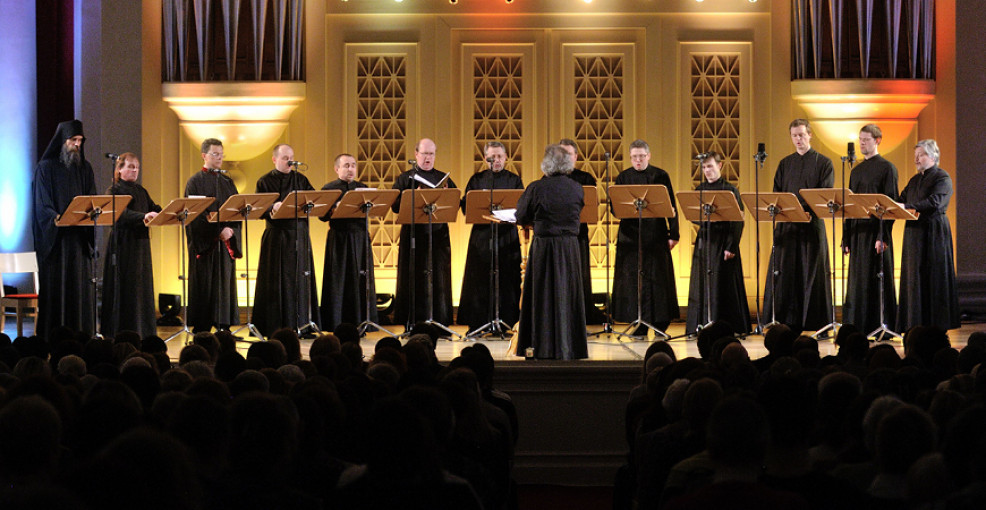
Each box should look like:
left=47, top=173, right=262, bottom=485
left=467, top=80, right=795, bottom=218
left=272, top=190, right=341, bottom=336
left=215, top=193, right=279, bottom=340
left=677, top=190, right=744, bottom=336
left=800, top=188, right=868, bottom=339
left=331, top=188, right=400, bottom=337
left=740, top=192, right=810, bottom=330
left=56, top=195, right=132, bottom=339
left=397, top=188, right=463, bottom=340
left=463, top=189, right=523, bottom=340
left=608, top=184, right=676, bottom=341
left=146, top=197, right=215, bottom=343
left=851, top=193, right=916, bottom=342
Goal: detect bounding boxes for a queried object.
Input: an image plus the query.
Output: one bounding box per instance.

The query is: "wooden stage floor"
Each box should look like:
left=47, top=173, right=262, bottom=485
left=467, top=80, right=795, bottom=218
left=5, top=318, right=983, bottom=363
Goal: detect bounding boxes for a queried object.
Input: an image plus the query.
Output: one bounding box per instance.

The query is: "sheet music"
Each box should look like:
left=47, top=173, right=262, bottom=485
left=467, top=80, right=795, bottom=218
left=413, top=172, right=450, bottom=188
left=492, top=208, right=517, bottom=223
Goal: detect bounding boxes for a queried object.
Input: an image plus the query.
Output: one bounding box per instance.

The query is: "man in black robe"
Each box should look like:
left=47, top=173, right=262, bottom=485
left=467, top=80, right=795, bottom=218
left=320, top=153, right=379, bottom=330
left=763, top=119, right=833, bottom=333
left=252, top=143, right=318, bottom=337
left=184, top=138, right=241, bottom=333
left=842, top=124, right=899, bottom=334
left=101, top=153, right=162, bottom=339
left=457, top=141, right=524, bottom=336
left=611, top=139, right=680, bottom=334
left=32, top=119, right=97, bottom=340
left=685, top=152, right=749, bottom=335
left=897, top=139, right=960, bottom=331
left=392, top=138, right=457, bottom=329
left=559, top=138, right=607, bottom=324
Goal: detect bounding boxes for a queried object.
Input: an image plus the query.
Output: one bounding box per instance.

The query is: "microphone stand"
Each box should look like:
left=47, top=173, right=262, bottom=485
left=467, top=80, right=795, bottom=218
left=399, top=160, right=419, bottom=337
left=588, top=152, right=618, bottom=339
left=290, top=162, right=319, bottom=337
left=107, top=153, right=120, bottom=337
left=752, top=145, right=767, bottom=335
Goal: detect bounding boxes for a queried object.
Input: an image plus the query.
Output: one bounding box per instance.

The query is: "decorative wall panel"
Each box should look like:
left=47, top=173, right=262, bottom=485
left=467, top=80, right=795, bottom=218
left=471, top=55, right=524, bottom=174
left=689, top=53, right=741, bottom=187
left=355, top=54, right=408, bottom=269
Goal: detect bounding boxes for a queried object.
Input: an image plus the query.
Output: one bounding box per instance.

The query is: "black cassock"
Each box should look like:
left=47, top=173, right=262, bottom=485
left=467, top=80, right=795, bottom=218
left=611, top=165, right=680, bottom=330
left=392, top=168, right=457, bottom=327
left=762, top=149, right=833, bottom=332
left=101, top=180, right=162, bottom=339
left=897, top=166, right=960, bottom=331
left=515, top=174, right=588, bottom=360
left=319, top=179, right=378, bottom=330
left=566, top=169, right=607, bottom=324
left=456, top=169, right=524, bottom=332
left=32, top=120, right=97, bottom=340
left=252, top=170, right=318, bottom=337
left=842, top=155, right=899, bottom=333
left=685, top=177, right=750, bottom=334
left=184, top=170, right=241, bottom=331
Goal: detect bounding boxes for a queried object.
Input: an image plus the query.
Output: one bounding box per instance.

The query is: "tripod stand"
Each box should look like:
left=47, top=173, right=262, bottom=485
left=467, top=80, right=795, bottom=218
left=330, top=188, right=400, bottom=337
left=801, top=188, right=865, bottom=339
left=463, top=189, right=523, bottom=340
left=396, top=187, right=462, bottom=340
left=149, top=197, right=214, bottom=343
left=272, top=189, right=339, bottom=336
left=609, top=184, right=676, bottom=340
left=852, top=193, right=916, bottom=341
left=220, top=193, right=279, bottom=340
left=676, top=190, right=745, bottom=337
left=55, top=194, right=130, bottom=339
left=740, top=192, right=810, bottom=331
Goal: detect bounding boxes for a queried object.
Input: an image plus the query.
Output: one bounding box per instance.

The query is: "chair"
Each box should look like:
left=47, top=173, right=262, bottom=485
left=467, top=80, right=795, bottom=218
left=0, top=252, right=40, bottom=338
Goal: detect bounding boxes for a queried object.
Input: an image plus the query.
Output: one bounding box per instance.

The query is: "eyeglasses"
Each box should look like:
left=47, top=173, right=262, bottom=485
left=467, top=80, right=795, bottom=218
left=206, top=152, right=224, bottom=158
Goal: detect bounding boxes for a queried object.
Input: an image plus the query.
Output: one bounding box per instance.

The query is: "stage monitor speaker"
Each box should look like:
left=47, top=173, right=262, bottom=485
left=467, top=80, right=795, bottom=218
left=157, top=293, right=182, bottom=326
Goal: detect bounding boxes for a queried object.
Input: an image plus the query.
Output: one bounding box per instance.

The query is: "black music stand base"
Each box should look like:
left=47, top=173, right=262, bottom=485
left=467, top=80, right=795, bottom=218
left=467, top=320, right=513, bottom=341
left=869, top=324, right=903, bottom=343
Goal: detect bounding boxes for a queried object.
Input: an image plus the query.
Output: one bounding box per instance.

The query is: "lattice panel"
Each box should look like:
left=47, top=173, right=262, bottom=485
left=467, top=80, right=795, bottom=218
left=355, top=55, right=408, bottom=269
left=573, top=55, right=625, bottom=269
left=471, top=55, right=524, bottom=174
left=689, top=54, right=741, bottom=186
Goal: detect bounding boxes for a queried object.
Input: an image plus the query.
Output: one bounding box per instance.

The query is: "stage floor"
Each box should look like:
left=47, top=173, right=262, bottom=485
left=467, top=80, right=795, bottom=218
left=5, top=318, right=982, bottom=364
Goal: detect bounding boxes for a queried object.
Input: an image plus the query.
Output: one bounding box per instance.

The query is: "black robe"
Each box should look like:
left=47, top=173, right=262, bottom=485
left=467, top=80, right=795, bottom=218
left=456, top=169, right=524, bottom=332
left=392, top=168, right=457, bottom=327
left=685, top=177, right=750, bottom=334
left=611, top=165, right=680, bottom=330
left=31, top=120, right=97, bottom=340
left=184, top=169, right=241, bottom=331
left=514, top=174, right=588, bottom=360
left=100, top=180, right=162, bottom=339
left=251, top=170, right=318, bottom=337
left=896, top=166, right=960, bottom=331
left=842, top=154, right=899, bottom=333
left=762, top=149, right=833, bottom=332
left=567, top=169, right=608, bottom=324
left=319, top=179, right=379, bottom=330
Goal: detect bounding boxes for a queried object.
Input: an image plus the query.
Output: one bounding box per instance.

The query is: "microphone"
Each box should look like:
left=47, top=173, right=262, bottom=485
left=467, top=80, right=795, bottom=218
left=604, top=152, right=610, bottom=159
left=486, top=157, right=495, bottom=165
left=754, top=143, right=768, bottom=164
left=105, top=153, right=120, bottom=160
left=847, top=142, right=856, bottom=164
left=694, top=152, right=709, bottom=160
left=209, top=168, right=228, bottom=174
left=287, top=160, right=304, bottom=166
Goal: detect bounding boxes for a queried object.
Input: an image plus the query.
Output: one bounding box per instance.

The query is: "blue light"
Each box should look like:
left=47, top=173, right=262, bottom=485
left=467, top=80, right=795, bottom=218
left=0, top=0, right=37, bottom=252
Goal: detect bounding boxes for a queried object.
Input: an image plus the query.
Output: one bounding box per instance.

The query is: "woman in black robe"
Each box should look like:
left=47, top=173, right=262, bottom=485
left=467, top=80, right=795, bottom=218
left=320, top=153, right=378, bottom=330
left=514, top=144, right=588, bottom=360
left=685, top=152, right=750, bottom=335
left=896, top=139, right=960, bottom=331
left=100, top=153, right=162, bottom=339
left=252, top=144, right=318, bottom=337
left=456, top=142, right=524, bottom=335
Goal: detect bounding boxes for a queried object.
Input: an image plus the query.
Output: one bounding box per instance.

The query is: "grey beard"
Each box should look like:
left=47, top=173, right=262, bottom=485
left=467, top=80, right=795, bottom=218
left=60, top=145, right=82, bottom=167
